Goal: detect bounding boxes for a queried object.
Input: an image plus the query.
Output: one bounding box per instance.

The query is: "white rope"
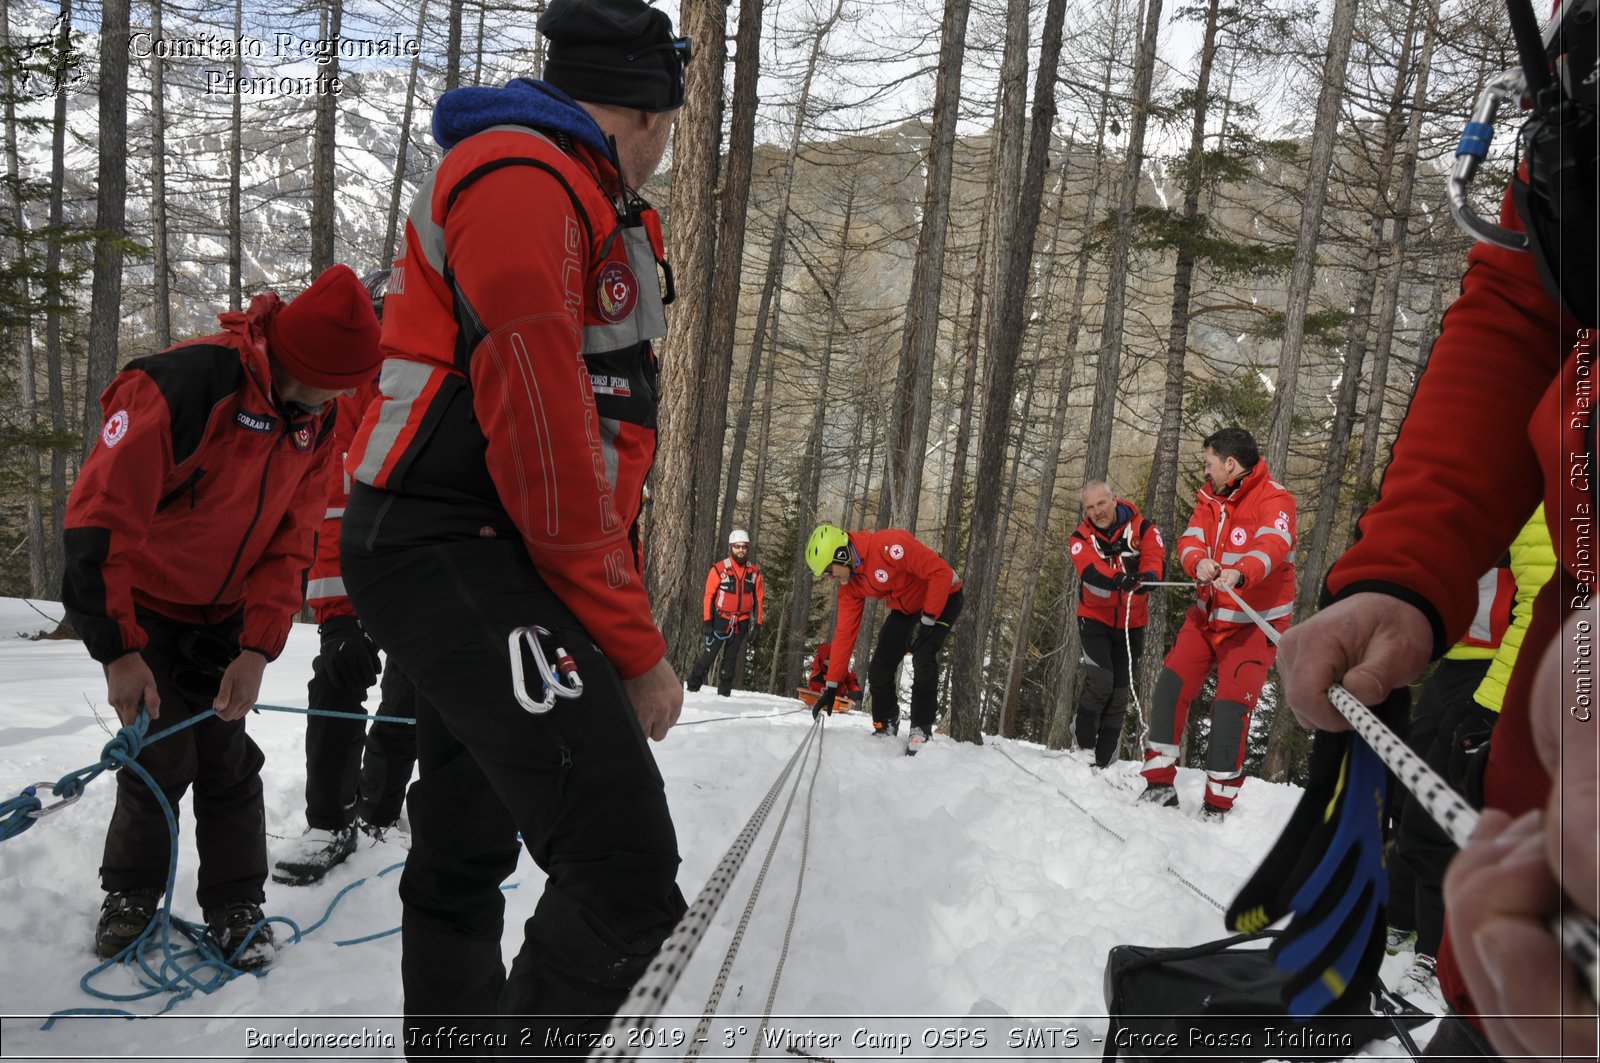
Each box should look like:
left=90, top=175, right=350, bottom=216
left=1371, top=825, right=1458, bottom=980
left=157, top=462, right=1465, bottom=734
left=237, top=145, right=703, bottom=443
left=593, top=717, right=825, bottom=1060
left=683, top=717, right=822, bottom=1060
left=749, top=720, right=826, bottom=1061
left=1219, top=583, right=1600, bottom=997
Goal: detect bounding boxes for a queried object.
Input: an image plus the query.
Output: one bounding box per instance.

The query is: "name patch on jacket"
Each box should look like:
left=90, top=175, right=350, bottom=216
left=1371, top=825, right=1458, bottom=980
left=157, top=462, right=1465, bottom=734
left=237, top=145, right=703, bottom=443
left=236, top=410, right=277, bottom=433
left=590, top=373, right=633, bottom=398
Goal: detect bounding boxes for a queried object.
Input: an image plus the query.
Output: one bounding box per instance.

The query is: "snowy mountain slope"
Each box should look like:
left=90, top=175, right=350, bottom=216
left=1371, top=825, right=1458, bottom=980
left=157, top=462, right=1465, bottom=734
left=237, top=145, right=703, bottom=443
left=0, top=598, right=1442, bottom=1059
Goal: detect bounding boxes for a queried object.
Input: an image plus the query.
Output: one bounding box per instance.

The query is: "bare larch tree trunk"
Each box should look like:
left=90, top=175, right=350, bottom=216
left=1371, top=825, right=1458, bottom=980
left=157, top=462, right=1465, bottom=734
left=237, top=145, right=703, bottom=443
left=645, top=0, right=727, bottom=666
left=1081, top=0, right=1164, bottom=480
left=149, top=0, right=170, bottom=349
left=83, top=0, right=130, bottom=447
left=383, top=0, right=431, bottom=266
left=310, top=0, right=342, bottom=276
left=1263, top=0, right=1360, bottom=473
left=884, top=0, right=971, bottom=530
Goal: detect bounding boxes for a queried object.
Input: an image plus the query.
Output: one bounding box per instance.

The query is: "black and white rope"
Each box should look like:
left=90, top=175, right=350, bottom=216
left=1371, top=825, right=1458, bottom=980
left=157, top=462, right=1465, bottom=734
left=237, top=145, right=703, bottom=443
left=593, top=716, right=826, bottom=1061
left=1220, top=583, right=1600, bottom=996
left=683, top=718, right=823, bottom=1060
left=749, top=721, right=826, bottom=1060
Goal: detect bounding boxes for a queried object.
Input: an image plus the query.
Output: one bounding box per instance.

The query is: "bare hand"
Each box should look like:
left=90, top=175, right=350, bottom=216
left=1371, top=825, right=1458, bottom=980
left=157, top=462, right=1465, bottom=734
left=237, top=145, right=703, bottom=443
left=1212, top=568, right=1244, bottom=590
left=1194, top=558, right=1221, bottom=583
left=623, top=657, right=683, bottom=741
left=1276, top=592, right=1432, bottom=731
left=1444, top=809, right=1597, bottom=1062
left=106, top=652, right=160, bottom=726
left=214, top=650, right=267, bottom=721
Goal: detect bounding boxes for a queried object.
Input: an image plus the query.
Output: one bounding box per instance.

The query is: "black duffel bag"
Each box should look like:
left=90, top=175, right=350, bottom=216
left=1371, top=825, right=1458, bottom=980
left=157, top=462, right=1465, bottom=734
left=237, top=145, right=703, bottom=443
left=1102, top=931, right=1431, bottom=1062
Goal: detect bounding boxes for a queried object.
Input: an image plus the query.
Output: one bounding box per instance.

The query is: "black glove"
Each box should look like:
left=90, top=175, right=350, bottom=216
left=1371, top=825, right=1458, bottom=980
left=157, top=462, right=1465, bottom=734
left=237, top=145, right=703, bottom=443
left=1132, top=570, right=1159, bottom=595
left=749, top=622, right=761, bottom=642
left=1112, top=571, right=1141, bottom=592
left=318, top=616, right=381, bottom=691
left=908, top=613, right=943, bottom=653
left=1225, top=689, right=1405, bottom=1020
left=702, top=618, right=716, bottom=637
left=812, top=684, right=837, bottom=718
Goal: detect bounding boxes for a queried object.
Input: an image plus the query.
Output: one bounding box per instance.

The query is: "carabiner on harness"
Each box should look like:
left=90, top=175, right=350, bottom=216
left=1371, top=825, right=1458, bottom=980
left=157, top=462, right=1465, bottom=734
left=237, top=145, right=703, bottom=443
left=1448, top=67, right=1532, bottom=251
left=508, top=625, right=585, bottom=714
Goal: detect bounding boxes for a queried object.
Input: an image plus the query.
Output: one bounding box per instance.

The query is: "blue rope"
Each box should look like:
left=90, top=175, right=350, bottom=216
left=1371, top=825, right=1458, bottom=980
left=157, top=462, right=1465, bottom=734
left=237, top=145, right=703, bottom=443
left=252, top=702, right=417, bottom=726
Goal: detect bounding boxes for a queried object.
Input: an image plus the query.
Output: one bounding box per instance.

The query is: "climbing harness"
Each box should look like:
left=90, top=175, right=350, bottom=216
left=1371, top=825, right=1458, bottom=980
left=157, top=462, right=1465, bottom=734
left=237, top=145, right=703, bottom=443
left=1219, top=582, right=1600, bottom=998
left=508, top=624, right=584, bottom=714
left=594, top=716, right=826, bottom=1060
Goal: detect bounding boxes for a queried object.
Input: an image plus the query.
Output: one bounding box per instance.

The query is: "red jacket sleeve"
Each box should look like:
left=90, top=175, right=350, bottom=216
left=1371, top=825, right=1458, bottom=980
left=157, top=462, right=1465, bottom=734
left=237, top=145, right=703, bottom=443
left=1326, top=186, right=1572, bottom=655
left=754, top=566, right=765, bottom=624
left=448, top=165, right=665, bottom=680
left=241, top=432, right=333, bottom=659
left=826, top=587, right=865, bottom=686
left=61, top=372, right=173, bottom=663
left=1137, top=519, right=1165, bottom=580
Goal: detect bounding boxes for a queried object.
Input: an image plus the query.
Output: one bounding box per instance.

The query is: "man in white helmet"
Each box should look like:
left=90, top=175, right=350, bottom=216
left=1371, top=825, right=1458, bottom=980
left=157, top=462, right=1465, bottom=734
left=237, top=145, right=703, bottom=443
left=687, top=530, right=765, bottom=697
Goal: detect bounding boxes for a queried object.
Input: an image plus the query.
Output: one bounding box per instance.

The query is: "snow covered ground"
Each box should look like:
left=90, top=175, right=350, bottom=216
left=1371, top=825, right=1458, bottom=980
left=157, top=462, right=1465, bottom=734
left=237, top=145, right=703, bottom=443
left=0, top=597, right=1442, bottom=1060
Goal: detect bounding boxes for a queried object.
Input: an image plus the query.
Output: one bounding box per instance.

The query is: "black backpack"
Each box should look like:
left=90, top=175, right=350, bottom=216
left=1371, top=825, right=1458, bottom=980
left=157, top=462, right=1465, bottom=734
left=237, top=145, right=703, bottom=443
left=1102, top=931, right=1431, bottom=1061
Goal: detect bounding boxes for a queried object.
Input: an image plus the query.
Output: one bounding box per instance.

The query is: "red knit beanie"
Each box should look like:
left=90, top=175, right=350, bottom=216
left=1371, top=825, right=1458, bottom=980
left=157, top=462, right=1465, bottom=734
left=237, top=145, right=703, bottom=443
left=265, top=264, right=383, bottom=390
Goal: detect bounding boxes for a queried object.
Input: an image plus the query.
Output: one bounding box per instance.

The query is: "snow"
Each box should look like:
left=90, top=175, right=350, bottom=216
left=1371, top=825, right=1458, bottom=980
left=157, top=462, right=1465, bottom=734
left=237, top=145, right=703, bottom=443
left=0, top=597, right=1441, bottom=1058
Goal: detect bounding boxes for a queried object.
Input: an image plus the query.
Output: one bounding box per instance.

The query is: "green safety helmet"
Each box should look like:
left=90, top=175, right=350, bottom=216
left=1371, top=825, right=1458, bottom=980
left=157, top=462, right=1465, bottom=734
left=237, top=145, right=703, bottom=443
left=805, top=523, right=852, bottom=578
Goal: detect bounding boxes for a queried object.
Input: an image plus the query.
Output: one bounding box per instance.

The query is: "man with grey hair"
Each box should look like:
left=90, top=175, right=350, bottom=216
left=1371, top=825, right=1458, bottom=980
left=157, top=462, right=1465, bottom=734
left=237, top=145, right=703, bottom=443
left=1068, top=481, right=1165, bottom=768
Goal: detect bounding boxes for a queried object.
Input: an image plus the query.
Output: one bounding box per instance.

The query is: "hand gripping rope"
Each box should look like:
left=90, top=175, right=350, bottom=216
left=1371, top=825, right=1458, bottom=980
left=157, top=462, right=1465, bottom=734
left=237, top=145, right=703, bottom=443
left=508, top=624, right=584, bottom=714
left=1219, top=583, right=1600, bottom=998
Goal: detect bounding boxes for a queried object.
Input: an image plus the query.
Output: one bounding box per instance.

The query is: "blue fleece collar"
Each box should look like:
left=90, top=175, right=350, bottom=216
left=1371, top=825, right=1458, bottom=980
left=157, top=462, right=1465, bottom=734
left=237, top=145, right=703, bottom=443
left=432, top=78, right=612, bottom=158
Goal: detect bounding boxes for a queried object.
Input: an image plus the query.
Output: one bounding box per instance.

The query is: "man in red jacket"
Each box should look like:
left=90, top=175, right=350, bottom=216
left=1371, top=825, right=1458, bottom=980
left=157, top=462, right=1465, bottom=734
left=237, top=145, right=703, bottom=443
left=687, top=529, right=765, bottom=697
left=1070, top=481, right=1165, bottom=768
left=804, top=522, right=964, bottom=754
left=62, top=264, right=381, bottom=969
left=273, top=271, right=418, bottom=887
left=1140, top=427, right=1296, bottom=817
left=1276, top=0, right=1595, bottom=1051
left=339, top=0, right=692, bottom=1050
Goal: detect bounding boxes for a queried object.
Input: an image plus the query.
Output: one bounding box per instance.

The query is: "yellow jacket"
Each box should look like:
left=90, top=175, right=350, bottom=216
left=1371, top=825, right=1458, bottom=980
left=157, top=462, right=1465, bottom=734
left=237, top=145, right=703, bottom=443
left=1472, top=505, right=1556, bottom=714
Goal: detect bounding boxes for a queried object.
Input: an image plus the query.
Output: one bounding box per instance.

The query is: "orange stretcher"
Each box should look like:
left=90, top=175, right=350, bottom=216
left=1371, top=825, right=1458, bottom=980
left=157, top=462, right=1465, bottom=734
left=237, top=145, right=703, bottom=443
left=795, top=687, right=856, bottom=713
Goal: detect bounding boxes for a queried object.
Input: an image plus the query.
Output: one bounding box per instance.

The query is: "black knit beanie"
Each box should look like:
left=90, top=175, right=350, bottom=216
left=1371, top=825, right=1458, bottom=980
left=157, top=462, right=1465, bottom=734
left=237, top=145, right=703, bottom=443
left=538, top=0, right=687, bottom=112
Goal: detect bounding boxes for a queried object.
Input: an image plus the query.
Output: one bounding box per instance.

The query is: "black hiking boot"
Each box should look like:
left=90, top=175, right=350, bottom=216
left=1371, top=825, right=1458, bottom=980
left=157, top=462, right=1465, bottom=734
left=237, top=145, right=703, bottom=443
left=205, top=900, right=275, bottom=971
left=1138, top=781, right=1180, bottom=808
left=95, top=888, right=161, bottom=958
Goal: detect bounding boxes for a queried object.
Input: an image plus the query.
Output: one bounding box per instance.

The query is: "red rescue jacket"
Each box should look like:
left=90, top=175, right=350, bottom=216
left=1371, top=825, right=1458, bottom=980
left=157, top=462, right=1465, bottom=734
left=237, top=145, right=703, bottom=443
left=346, top=85, right=671, bottom=680
left=306, top=380, right=381, bottom=624
left=1070, top=500, right=1165, bottom=628
left=703, top=556, right=764, bottom=623
left=1176, top=460, right=1297, bottom=633
left=61, top=294, right=336, bottom=663
left=807, top=641, right=860, bottom=695
left=824, top=529, right=962, bottom=686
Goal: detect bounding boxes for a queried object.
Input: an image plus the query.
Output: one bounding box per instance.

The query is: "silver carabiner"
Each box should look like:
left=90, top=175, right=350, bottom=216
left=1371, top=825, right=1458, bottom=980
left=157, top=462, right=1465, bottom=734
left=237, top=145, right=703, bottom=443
left=25, top=781, right=80, bottom=819
left=1447, top=68, right=1532, bottom=251
left=508, top=625, right=586, bottom=715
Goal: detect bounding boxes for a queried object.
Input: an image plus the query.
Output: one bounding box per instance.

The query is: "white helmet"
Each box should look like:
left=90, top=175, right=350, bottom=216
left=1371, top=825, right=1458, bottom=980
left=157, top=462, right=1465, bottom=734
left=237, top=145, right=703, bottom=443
left=729, top=529, right=751, bottom=546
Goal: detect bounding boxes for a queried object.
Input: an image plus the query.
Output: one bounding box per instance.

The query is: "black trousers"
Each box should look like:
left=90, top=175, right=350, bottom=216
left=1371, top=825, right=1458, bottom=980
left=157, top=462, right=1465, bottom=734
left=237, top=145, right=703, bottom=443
left=1391, top=656, right=1495, bottom=955
left=343, top=536, right=686, bottom=1060
left=687, top=616, right=751, bottom=695
left=304, top=659, right=419, bottom=830
left=96, top=609, right=267, bottom=908
left=868, top=589, right=964, bottom=733
left=1074, top=616, right=1146, bottom=768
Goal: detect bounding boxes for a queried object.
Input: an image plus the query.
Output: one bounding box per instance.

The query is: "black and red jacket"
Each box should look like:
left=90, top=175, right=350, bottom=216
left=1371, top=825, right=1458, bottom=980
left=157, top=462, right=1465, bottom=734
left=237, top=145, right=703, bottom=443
left=62, top=294, right=336, bottom=663
left=1069, top=500, right=1165, bottom=628
left=305, top=381, right=381, bottom=624
left=346, top=80, right=671, bottom=680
